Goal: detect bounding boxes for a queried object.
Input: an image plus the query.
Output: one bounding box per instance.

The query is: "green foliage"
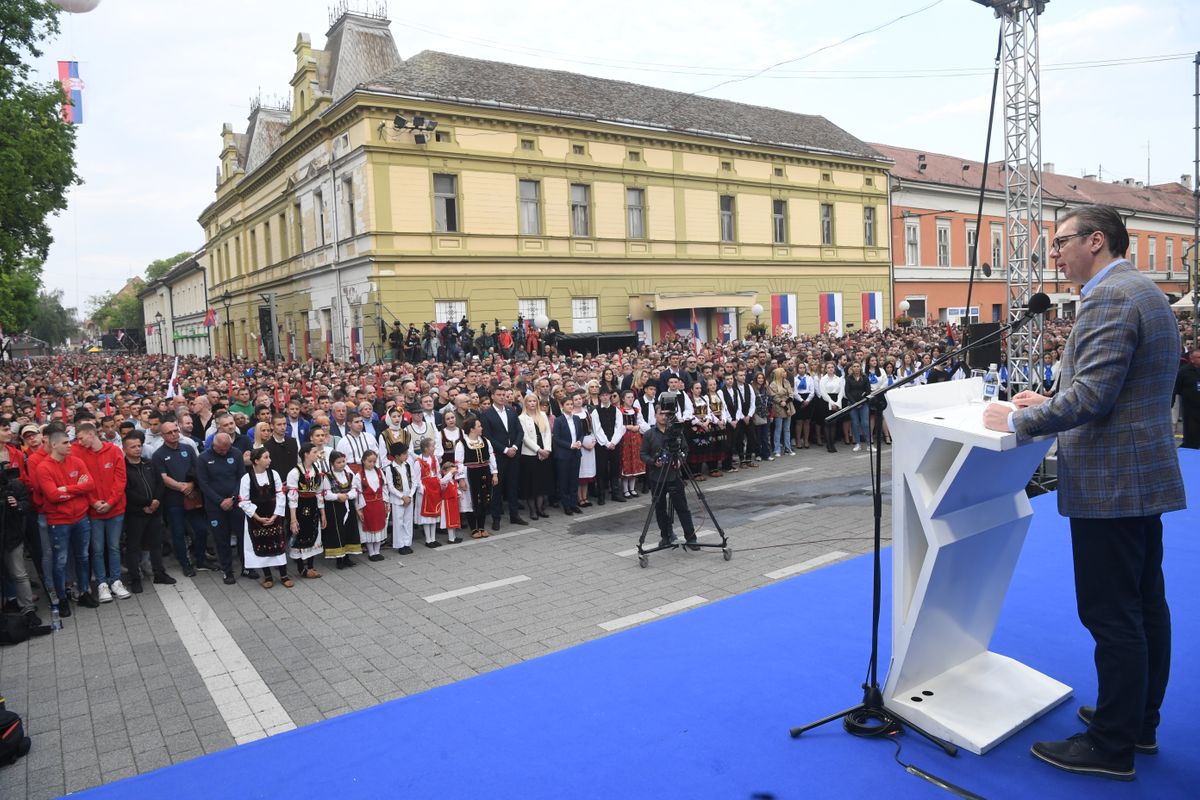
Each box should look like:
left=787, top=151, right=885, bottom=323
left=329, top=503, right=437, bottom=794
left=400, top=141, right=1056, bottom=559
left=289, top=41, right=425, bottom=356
left=0, top=1, right=81, bottom=278
left=89, top=288, right=144, bottom=333
left=145, top=251, right=193, bottom=281
left=0, top=258, right=40, bottom=332
left=27, top=287, right=78, bottom=346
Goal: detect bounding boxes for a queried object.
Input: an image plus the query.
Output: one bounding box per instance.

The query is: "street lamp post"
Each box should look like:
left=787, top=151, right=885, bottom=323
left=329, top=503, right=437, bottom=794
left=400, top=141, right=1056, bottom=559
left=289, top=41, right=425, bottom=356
left=154, top=311, right=165, bottom=356
left=221, top=291, right=233, bottom=361
left=750, top=302, right=764, bottom=339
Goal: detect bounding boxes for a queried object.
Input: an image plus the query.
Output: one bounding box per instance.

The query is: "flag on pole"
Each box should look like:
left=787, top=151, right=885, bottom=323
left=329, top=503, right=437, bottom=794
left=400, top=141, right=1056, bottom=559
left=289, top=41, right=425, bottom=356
left=860, top=291, right=883, bottom=332
left=165, top=357, right=180, bottom=399
left=818, top=292, right=844, bottom=337
left=203, top=308, right=217, bottom=328
left=770, top=294, right=798, bottom=337
left=57, top=61, right=84, bottom=124
left=690, top=308, right=703, bottom=354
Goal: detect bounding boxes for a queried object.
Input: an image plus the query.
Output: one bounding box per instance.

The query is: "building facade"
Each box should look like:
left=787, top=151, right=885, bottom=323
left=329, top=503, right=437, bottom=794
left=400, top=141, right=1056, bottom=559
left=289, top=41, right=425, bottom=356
left=200, top=10, right=893, bottom=362
left=878, top=143, right=1196, bottom=324
left=139, top=251, right=210, bottom=357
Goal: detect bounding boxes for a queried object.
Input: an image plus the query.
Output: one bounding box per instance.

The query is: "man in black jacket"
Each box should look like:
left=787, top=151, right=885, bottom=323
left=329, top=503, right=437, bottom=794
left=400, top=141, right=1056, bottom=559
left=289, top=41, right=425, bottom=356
left=123, top=431, right=175, bottom=593
left=480, top=387, right=527, bottom=531
left=196, top=433, right=245, bottom=584
left=640, top=407, right=697, bottom=549
left=0, top=443, right=41, bottom=629
left=1176, top=347, right=1200, bottom=449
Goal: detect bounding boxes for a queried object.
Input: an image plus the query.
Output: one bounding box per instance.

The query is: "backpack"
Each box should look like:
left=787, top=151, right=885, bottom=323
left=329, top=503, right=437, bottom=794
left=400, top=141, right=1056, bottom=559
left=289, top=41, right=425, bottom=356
left=0, top=708, right=31, bottom=767
left=0, top=614, right=29, bottom=646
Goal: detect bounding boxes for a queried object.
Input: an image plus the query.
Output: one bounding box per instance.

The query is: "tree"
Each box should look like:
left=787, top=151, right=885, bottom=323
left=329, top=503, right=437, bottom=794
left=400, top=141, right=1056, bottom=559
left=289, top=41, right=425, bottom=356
left=145, top=251, right=193, bottom=281
left=0, top=1, right=81, bottom=280
left=27, top=287, right=78, bottom=346
left=0, top=258, right=40, bottom=332
left=88, top=288, right=144, bottom=333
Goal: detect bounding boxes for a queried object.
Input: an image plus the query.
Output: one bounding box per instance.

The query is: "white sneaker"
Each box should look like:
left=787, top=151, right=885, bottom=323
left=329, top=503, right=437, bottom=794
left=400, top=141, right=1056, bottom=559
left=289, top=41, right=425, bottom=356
left=853, top=444, right=861, bottom=452
left=97, top=582, right=113, bottom=603
left=110, top=579, right=131, bottom=600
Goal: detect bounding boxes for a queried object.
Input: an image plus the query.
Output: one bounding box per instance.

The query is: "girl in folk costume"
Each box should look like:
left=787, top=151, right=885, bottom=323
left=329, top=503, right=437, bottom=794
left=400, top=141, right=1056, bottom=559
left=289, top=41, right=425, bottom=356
left=575, top=399, right=597, bottom=507
left=308, top=424, right=335, bottom=474
left=440, top=411, right=463, bottom=459
left=685, top=381, right=717, bottom=480
left=460, top=416, right=498, bottom=538
left=384, top=441, right=417, bottom=555
left=239, top=447, right=293, bottom=589
left=353, top=449, right=389, bottom=561
left=377, top=406, right=411, bottom=461
left=322, top=451, right=364, bottom=568
left=287, top=443, right=326, bottom=580
left=438, top=455, right=464, bottom=544
left=414, top=437, right=443, bottom=548
left=619, top=389, right=645, bottom=497
left=704, top=378, right=733, bottom=477
left=518, top=393, right=553, bottom=520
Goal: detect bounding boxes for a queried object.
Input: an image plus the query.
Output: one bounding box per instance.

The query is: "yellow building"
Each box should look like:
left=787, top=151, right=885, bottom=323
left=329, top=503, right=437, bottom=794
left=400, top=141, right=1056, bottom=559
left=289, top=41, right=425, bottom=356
left=200, top=9, right=893, bottom=361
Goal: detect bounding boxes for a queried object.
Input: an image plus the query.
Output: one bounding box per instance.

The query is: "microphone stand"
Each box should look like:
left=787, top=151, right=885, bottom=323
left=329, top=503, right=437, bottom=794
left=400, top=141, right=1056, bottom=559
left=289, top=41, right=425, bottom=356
left=789, top=309, right=1042, bottom=754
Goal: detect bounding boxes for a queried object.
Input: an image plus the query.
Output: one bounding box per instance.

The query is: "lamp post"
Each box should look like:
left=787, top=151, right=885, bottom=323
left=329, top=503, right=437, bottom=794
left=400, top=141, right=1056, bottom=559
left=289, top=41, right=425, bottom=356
left=154, top=311, right=166, bottom=356
left=750, top=302, right=764, bottom=339
left=221, top=291, right=233, bottom=361
left=898, top=299, right=911, bottom=329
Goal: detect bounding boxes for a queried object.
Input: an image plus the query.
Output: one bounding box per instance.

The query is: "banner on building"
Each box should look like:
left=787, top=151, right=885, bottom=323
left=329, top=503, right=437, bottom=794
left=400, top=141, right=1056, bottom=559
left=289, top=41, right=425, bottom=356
left=861, top=291, right=883, bottom=332
left=657, top=309, right=691, bottom=342
left=690, top=308, right=704, bottom=354
left=718, top=310, right=737, bottom=342
left=57, top=61, right=84, bottom=124
left=771, top=294, right=797, bottom=337
left=818, top=292, right=844, bottom=337
left=630, top=319, right=649, bottom=345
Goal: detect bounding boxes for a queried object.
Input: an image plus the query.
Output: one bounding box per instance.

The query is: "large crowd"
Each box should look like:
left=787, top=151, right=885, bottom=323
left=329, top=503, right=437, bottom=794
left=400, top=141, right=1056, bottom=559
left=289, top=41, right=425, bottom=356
left=0, top=314, right=1196, bottom=635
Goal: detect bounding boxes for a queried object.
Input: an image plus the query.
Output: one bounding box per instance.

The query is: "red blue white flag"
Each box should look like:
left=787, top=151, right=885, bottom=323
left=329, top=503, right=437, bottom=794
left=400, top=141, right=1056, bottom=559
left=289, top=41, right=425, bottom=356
left=690, top=308, right=703, bottom=354
left=718, top=310, right=737, bottom=342
left=860, top=292, right=882, bottom=332
left=771, top=294, right=798, bottom=337
left=818, top=292, right=844, bottom=337
left=57, top=61, right=84, bottom=124
left=629, top=318, right=649, bottom=345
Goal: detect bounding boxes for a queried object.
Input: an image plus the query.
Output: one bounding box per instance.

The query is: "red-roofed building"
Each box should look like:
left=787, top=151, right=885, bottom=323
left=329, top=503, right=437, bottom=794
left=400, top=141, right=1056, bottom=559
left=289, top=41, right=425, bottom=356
left=876, top=143, right=1196, bottom=324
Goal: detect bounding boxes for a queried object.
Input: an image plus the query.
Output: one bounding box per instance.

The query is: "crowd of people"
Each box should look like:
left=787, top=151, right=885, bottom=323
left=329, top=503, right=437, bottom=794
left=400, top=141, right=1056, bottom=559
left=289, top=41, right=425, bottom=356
left=0, top=313, right=1195, bottom=635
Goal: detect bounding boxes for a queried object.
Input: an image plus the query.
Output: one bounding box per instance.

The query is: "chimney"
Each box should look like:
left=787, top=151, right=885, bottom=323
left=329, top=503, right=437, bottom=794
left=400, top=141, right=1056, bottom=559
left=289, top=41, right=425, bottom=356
left=1182, top=174, right=1193, bottom=190
left=1043, top=162, right=1054, bottom=174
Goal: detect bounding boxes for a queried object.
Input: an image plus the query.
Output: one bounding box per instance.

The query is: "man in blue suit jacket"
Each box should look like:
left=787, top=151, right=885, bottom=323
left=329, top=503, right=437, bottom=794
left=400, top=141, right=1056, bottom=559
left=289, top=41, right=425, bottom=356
left=552, top=392, right=585, bottom=513
left=985, top=205, right=1185, bottom=782
left=480, top=387, right=527, bottom=530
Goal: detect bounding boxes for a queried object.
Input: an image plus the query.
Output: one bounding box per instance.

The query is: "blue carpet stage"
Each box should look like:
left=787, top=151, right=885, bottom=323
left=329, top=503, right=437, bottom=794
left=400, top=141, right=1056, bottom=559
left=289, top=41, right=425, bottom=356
left=79, top=452, right=1199, bottom=800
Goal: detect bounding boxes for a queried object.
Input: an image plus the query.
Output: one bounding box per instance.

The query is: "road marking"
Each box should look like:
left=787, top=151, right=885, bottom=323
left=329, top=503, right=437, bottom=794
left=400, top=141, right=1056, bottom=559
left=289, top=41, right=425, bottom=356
left=422, top=574, right=532, bottom=603
left=157, top=579, right=295, bottom=745
left=433, top=527, right=540, bottom=550
left=598, top=595, right=707, bottom=631
left=614, top=529, right=717, bottom=557
left=764, top=551, right=850, bottom=580
left=750, top=502, right=814, bottom=522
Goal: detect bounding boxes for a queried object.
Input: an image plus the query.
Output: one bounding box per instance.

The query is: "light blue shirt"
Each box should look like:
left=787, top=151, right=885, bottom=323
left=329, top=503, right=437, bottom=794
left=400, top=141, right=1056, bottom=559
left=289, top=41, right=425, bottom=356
left=1006, top=258, right=1123, bottom=431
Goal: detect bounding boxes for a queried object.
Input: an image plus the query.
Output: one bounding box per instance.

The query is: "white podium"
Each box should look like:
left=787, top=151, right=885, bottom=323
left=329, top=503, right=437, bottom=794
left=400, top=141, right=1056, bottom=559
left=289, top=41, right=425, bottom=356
left=881, top=378, right=1071, bottom=755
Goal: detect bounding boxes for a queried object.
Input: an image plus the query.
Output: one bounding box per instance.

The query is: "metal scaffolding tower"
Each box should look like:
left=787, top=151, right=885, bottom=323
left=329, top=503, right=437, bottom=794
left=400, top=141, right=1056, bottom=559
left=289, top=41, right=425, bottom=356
left=975, top=0, right=1048, bottom=394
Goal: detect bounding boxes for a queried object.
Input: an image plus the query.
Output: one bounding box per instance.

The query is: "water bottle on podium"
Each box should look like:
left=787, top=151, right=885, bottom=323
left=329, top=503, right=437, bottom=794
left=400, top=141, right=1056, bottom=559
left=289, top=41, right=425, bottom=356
left=981, top=363, right=1000, bottom=403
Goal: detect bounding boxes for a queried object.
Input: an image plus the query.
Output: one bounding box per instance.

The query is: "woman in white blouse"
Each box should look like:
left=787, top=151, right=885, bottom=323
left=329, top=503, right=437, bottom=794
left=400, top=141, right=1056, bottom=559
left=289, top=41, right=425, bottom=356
left=322, top=450, right=364, bottom=568
left=240, top=447, right=292, bottom=589
left=286, top=442, right=327, bottom=579
left=817, top=361, right=846, bottom=454
left=518, top=393, right=553, bottom=519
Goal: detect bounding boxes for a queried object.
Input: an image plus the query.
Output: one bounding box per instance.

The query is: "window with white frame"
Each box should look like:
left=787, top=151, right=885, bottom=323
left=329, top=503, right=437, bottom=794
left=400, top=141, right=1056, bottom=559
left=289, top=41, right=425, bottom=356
left=518, top=298, right=547, bottom=323
left=936, top=220, right=951, bottom=267
left=990, top=224, right=1004, bottom=269
left=905, top=297, right=927, bottom=324
left=434, top=300, right=467, bottom=324
left=570, top=184, right=590, bottom=236
left=1148, top=237, right=1157, bottom=271
left=966, top=224, right=978, bottom=266
left=820, top=203, right=834, bottom=246
left=314, top=191, right=326, bottom=245
left=571, top=297, right=598, bottom=333
left=773, top=199, right=787, bottom=244
left=433, top=174, right=459, bottom=232
left=519, top=179, right=541, bottom=235
left=1166, top=238, right=1174, bottom=271
left=904, top=221, right=919, bottom=265
left=626, top=187, right=645, bottom=239
left=863, top=207, right=875, bottom=247
left=720, top=195, right=736, bottom=242
left=1129, top=235, right=1138, bottom=266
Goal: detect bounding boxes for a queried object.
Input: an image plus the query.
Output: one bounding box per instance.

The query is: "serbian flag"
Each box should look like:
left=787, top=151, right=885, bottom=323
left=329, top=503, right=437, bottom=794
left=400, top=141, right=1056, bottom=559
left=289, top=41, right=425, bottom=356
left=860, top=291, right=883, bottom=332
left=818, top=292, right=844, bottom=337
left=203, top=308, right=217, bottom=328
left=349, top=326, right=360, bottom=364
left=325, top=327, right=333, bottom=358
left=717, top=310, right=737, bottom=342
left=770, top=294, right=798, bottom=337
left=57, top=61, right=84, bottom=124
left=657, top=309, right=691, bottom=341
left=690, top=308, right=703, bottom=354
left=630, top=319, right=649, bottom=345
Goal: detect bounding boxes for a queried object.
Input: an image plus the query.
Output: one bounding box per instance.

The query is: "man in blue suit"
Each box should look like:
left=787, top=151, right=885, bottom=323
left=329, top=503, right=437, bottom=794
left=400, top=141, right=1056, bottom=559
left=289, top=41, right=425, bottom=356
left=552, top=392, right=585, bottom=514
left=480, top=387, right=527, bottom=531
left=985, top=205, right=1185, bottom=782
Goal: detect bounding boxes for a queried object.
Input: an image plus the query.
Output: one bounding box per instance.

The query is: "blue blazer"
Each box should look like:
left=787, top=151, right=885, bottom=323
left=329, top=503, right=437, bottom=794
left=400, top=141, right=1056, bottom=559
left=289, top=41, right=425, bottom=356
left=1015, top=261, right=1185, bottom=518
left=552, top=414, right=583, bottom=461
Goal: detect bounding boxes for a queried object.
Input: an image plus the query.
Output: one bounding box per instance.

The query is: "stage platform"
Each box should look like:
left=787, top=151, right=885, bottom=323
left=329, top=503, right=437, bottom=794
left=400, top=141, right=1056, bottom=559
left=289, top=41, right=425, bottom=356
left=75, top=451, right=1199, bottom=799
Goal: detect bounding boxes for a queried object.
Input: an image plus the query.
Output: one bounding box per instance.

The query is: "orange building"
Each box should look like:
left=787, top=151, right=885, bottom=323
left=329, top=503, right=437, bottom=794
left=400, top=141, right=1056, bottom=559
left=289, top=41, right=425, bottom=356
left=876, top=144, right=1195, bottom=325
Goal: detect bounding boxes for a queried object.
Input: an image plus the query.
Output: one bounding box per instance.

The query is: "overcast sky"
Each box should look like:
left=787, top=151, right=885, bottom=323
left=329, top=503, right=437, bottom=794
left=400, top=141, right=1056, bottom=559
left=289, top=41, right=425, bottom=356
left=30, top=0, right=1199, bottom=315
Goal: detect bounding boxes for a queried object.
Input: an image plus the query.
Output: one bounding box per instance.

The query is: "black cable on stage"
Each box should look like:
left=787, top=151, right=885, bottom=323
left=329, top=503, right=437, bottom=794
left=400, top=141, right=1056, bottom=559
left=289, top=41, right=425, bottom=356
left=884, top=734, right=987, bottom=800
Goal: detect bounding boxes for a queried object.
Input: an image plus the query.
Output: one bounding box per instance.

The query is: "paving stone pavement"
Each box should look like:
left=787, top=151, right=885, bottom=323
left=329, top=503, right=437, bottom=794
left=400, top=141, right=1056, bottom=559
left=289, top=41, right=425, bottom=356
left=0, top=446, right=891, bottom=799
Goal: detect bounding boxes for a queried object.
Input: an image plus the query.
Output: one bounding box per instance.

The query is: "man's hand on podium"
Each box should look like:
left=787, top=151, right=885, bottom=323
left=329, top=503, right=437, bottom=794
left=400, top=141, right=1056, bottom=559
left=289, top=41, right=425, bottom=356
left=983, top=401, right=1018, bottom=432
left=1011, top=391, right=1048, bottom=409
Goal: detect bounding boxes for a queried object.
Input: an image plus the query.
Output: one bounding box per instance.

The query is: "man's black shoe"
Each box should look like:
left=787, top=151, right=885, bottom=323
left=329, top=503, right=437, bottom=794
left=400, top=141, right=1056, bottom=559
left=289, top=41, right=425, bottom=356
left=128, top=579, right=143, bottom=594
left=1077, top=706, right=1158, bottom=754
left=240, top=569, right=259, bottom=580
left=1031, top=733, right=1135, bottom=781
left=183, top=566, right=197, bottom=578
left=425, top=541, right=442, bottom=548
left=596, top=496, right=605, bottom=506
left=399, top=546, right=414, bottom=555
left=658, top=537, right=677, bottom=548
left=611, top=494, right=626, bottom=503
left=491, top=518, right=501, bottom=531
left=509, top=516, right=528, bottom=526
left=23, top=611, right=44, bottom=629
left=223, top=573, right=237, bottom=585
left=76, top=591, right=100, bottom=609
left=58, top=598, right=71, bottom=618
left=153, top=572, right=177, bottom=585
left=684, top=540, right=701, bottom=551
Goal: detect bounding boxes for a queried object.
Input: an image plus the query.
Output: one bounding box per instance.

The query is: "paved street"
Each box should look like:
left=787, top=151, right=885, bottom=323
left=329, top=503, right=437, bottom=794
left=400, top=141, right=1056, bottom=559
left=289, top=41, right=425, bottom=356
left=0, top=447, right=891, bottom=800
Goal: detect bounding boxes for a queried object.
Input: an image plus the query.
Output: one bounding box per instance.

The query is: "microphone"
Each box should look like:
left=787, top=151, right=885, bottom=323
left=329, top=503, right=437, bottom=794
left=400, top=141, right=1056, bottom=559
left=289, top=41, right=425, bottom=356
left=1011, top=292, right=1051, bottom=327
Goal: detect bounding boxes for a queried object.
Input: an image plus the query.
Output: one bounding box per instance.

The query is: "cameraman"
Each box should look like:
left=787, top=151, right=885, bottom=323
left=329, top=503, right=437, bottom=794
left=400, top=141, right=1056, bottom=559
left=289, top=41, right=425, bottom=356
left=640, top=405, right=698, bottom=550
left=0, top=421, right=42, bottom=629
left=388, top=322, right=405, bottom=362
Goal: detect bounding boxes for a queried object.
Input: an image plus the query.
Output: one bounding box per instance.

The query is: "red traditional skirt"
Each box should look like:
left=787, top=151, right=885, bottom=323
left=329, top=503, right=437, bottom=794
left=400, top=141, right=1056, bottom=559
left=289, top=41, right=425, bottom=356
left=356, top=467, right=389, bottom=531
left=420, top=474, right=442, bottom=519
left=440, top=479, right=462, bottom=529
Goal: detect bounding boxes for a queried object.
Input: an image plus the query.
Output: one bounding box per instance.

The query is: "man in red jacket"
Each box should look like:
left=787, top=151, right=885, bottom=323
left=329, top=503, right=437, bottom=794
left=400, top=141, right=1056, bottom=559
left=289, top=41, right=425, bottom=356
left=74, top=422, right=129, bottom=602
left=34, top=430, right=98, bottom=616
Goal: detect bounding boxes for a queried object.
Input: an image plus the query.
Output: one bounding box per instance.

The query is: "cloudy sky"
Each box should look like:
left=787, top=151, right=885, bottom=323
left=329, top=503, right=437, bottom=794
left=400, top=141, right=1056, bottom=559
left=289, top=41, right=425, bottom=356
left=30, top=0, right=1199, bottom=314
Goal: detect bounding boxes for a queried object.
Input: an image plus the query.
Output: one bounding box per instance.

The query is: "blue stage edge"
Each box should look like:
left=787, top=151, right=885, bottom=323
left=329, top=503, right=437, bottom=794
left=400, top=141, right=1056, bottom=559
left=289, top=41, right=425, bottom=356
left=76, top=452, right=1199, bottom=799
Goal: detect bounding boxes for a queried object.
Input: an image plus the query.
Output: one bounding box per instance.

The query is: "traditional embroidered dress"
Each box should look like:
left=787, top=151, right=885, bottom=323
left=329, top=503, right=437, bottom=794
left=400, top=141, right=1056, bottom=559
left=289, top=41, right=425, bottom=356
left=414, top=454, right=442, bottom=525
left=686, top=394, right=715, bottom=467
left=438, top=469, right=463, bottom=531
left=461, top=435, right=496, bottom=533
left=705, top=392, right=732, bottom=465
left=286, top=465, right=325, bottom=561
left=407, top=420, right=441, bottom=460
left=239, top=469, right=287, bottom=569
left=577, top=411, right=596, bottom=484
left=385, top=456, right=416, bottom=550
left=322, top=468, right=364, bottom=558
left=354, top=465, right=389, bottom=546
left=378, top=424, right=411, bottom=459
left=619, top=406, right=646, bottom=477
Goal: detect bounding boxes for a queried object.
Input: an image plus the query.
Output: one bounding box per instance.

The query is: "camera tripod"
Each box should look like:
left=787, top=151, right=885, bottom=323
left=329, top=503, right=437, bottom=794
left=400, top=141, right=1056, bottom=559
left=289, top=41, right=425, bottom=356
left=634, top=445, right=732, bottom=568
